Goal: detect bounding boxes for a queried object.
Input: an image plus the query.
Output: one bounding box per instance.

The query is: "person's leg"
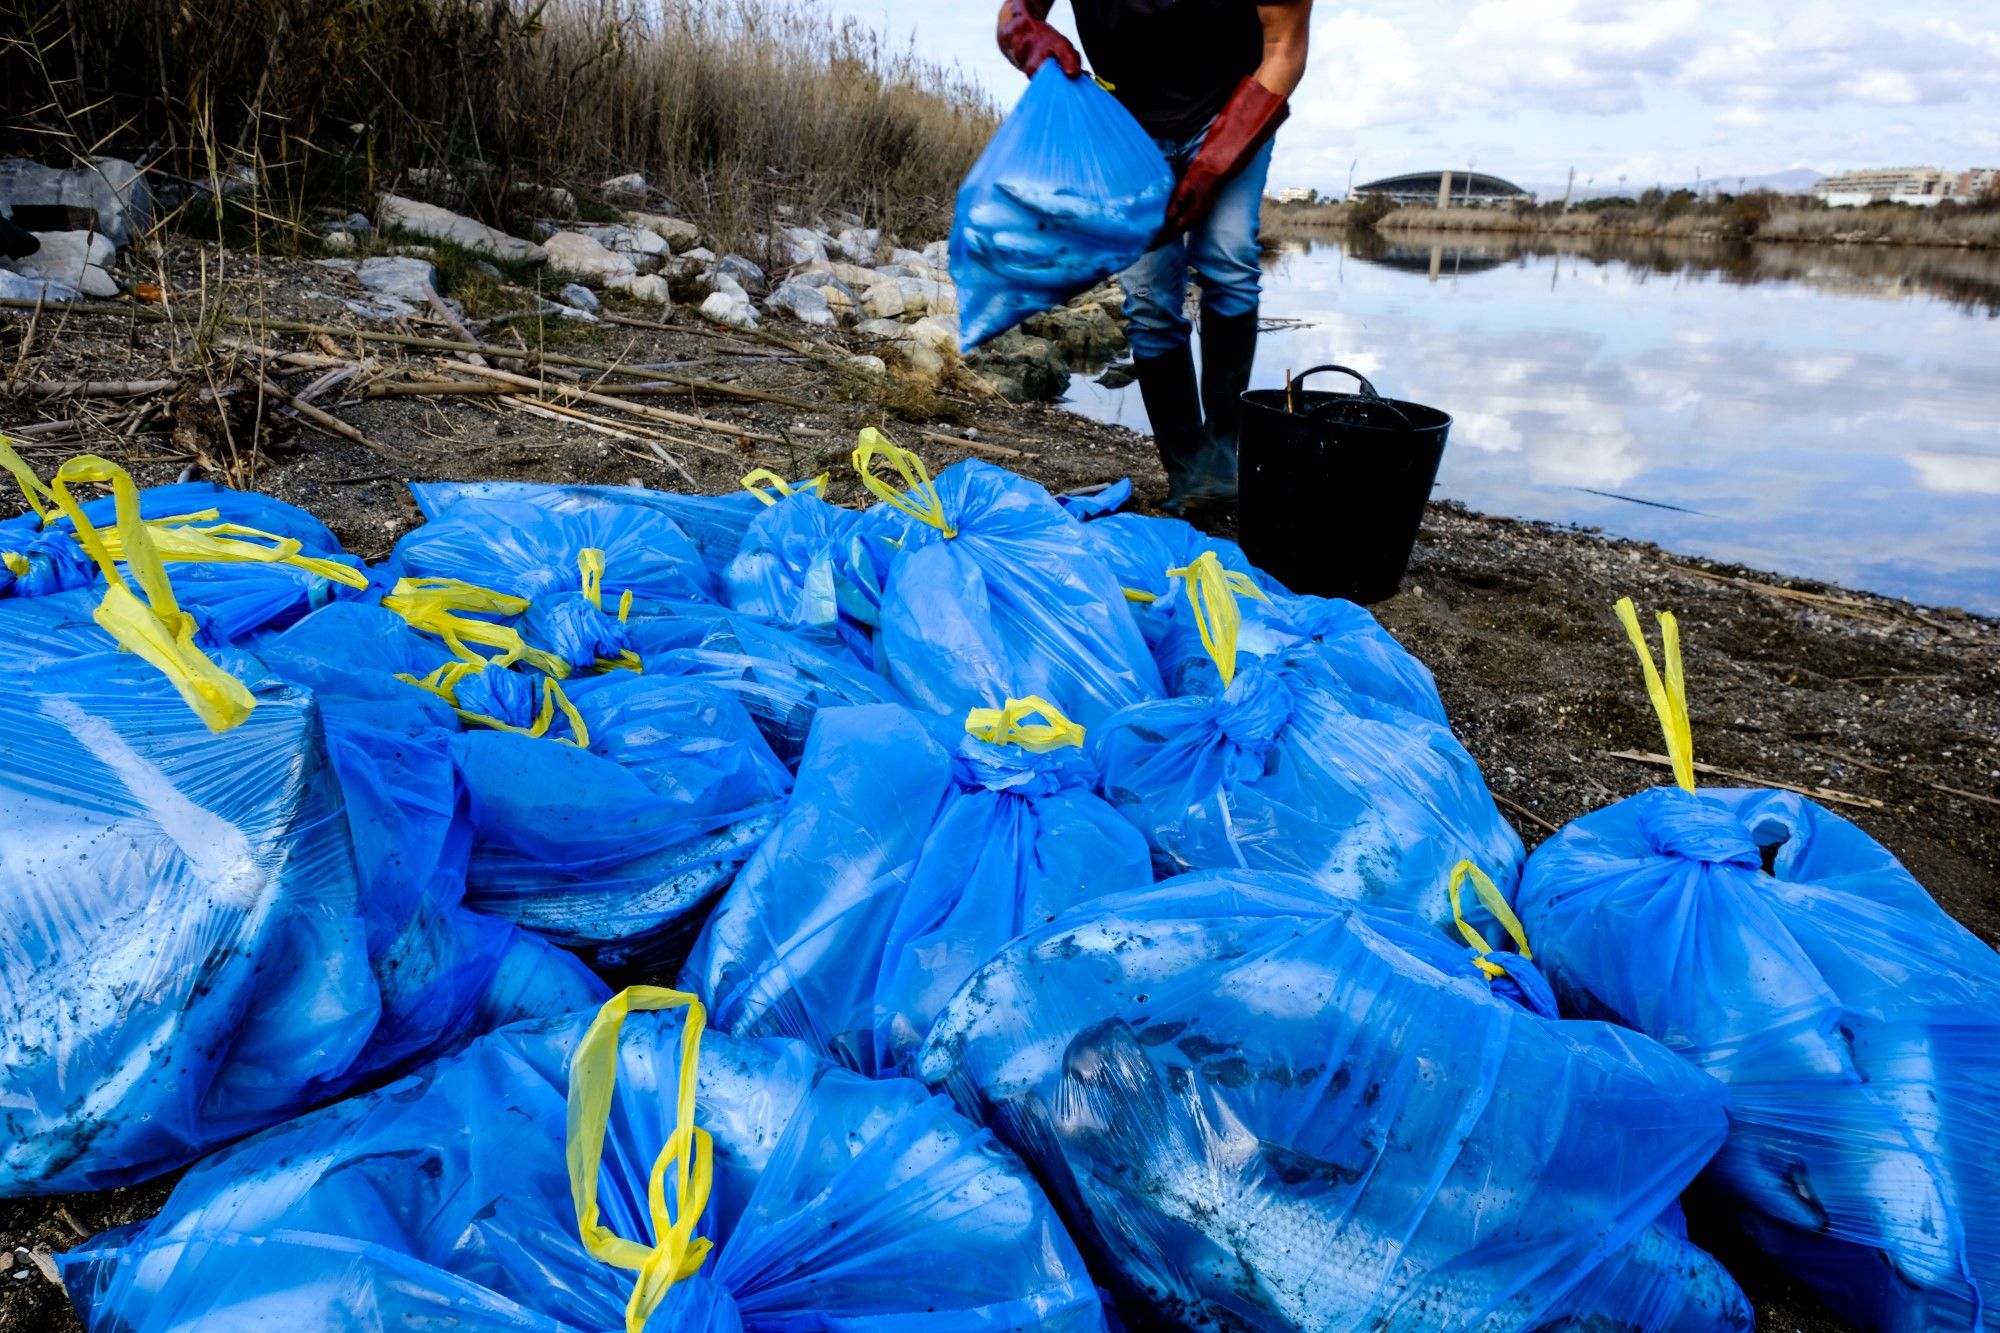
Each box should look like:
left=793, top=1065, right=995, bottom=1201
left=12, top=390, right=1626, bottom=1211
left=1187, top=136, right=1276, bottom=482
left=1120, top=232, right=1207, bottom=510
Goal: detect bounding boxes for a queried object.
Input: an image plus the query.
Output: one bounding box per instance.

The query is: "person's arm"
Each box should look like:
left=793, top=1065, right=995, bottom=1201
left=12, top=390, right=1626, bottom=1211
left=996, top=0, right=1083, bottom=78
left=1161, top=0, right=1311, bottom=238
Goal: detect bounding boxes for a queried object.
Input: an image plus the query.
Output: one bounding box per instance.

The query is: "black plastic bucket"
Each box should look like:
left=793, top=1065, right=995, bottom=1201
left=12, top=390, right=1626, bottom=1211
left=1238, top=364, right=1451, bottom=604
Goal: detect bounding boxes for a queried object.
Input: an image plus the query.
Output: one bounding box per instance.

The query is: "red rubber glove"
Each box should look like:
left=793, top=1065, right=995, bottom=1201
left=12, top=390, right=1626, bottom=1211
left=1162, top=77, right=1291, bottom=240
left=998, top=0, right=1083, bottom=79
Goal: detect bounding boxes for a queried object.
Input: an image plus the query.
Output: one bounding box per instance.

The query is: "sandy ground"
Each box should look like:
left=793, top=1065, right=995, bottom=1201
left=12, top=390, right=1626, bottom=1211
left=2, top=250, right=1994, bottom=1333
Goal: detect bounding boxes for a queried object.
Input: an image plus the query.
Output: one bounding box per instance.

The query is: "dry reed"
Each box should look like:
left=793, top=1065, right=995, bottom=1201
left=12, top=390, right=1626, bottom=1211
left=0, top=0, right=998, bottom=247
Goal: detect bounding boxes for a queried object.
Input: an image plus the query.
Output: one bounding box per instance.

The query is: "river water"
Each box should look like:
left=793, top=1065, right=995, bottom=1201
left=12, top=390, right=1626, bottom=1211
left=1061, top=231, right=2000, bottom=616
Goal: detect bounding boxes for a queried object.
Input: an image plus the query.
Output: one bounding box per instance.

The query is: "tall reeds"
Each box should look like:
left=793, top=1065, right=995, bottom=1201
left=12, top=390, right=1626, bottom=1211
left=1, top=0, right=998, bottom=245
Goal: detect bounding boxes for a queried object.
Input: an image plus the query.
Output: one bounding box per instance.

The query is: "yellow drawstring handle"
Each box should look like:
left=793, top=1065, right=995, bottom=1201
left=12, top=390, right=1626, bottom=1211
left=43, top=455, right=257, bottom=732
left=578, top=549, right=640, bottom=673
left=0, top=433, right=56, bottom=521
left=740, top=468, right=830, bottom=507
left=382, top=577, right=571, bottom=680
left=569, top=987, right=715, bottom=1333
left=965, top=695, right=1086, bottom=752
left=3, top=551, right=29, bottom=576
left=1448, top=860, right=1535, bottom=981
left=396, top=656, right=591, bottom=747
left=1614, top=596, right=1695, bottom=793
left=3, top=436, right=364, bottom=591
left=852, top=428, right=955, bottom=538
left=1164, top=552, right=1268, bottom=688
left=1123, top=588, right=1158, bottom=604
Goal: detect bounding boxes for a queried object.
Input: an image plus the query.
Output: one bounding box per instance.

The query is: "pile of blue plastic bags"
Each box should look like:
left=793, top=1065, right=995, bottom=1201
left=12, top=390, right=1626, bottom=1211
left=7, top=430, right=1994, bottom=1333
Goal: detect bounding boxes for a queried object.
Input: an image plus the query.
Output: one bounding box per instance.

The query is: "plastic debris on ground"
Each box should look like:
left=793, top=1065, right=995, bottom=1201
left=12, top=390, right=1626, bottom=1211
left=1089, top=554, right=1522, bottom=928
left=686, top=699, right=1153, bottom=1076
left=950, top=62, right=1173, bottom=348
left=1518, top=601, right=2000, bottom=1331
left=62, top=989, right=1107, bottom=1332
left=919, top=871, right=1751, bottom=1333
left=840, top=435, right=1164, bottom=727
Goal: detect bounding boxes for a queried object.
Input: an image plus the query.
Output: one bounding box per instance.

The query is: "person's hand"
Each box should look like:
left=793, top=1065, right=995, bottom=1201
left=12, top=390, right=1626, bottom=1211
left=997, top=0, right=1083, bottom=78
left=1161, top=77, right=1290, bottom=240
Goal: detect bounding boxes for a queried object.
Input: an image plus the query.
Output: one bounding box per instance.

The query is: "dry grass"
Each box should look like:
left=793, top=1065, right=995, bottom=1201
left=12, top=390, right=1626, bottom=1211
left=1372, top=197, right=2000, bottom=250
left=1, top=0, right=997, bottom=248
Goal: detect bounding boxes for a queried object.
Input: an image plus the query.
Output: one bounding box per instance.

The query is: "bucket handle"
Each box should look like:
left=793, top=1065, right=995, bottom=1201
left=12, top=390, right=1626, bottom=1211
left=1290, top=364, right=1382, bottom=399
left=1287, top=364, right=1412, bottom=426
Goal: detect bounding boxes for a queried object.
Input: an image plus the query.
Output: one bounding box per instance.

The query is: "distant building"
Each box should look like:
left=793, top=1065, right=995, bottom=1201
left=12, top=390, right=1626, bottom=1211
left=1815, top=167, right=1957, bottom=207
left=1945, top=169, right=1999, bottom=202
left=1350, top=170, right=1533, bottom=207
left=1270, top=187, right=1315, bottom=204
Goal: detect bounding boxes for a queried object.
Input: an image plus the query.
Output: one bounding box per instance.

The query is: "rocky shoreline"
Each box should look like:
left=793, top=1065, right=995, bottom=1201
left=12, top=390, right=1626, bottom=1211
left=3, top=166, right=1998, bottom=1333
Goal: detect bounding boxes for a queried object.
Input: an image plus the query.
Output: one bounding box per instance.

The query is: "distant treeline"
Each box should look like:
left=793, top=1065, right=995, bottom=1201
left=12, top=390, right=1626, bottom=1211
left=1, top=0, right=999, bottom=246
left=1264, top=189, right=2000, bottom=250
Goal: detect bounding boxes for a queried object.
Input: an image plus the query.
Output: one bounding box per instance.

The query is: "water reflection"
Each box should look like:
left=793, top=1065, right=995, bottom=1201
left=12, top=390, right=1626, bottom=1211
left=1063, top=232, right=2000, bottom=613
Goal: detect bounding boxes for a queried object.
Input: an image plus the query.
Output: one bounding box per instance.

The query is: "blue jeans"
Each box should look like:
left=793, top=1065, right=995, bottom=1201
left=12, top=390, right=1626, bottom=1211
left=1121, top=128, right=1274, bottom=361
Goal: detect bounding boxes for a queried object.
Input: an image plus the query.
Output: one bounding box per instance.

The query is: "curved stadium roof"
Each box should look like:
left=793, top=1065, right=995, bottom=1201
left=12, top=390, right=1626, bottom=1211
left=1355, top=171, right=1531, bottom=199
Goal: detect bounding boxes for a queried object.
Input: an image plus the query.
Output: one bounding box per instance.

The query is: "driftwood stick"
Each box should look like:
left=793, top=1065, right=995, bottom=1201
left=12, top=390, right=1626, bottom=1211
left=917, top=429, right=1029, bottom=461
left=1490, top=790, right=1560, bottom=835
left=255, top=373, right=407, bottom=464
left=4, top=379, right=178, bottom=399
left=441, top=360, right=766, bottom=451
left=1603, top=750, right=1885, bottom=810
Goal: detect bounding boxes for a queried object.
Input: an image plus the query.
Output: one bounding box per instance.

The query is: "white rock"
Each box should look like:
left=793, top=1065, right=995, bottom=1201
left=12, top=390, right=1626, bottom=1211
left=899, top=341, right=946, bottom=380
left=834, top=227, right=882, bottom=263
left=609, top=273, right=673, bottom=303
left=0, top=268, right=78, bottom=303
left=681, top=246, right=716, bottom=264
left=893, top=278, right=933, bottom=316
left=763, top=280, right=834, bottom=327
left=629, top=212, right=702, bottom=248
left=319, top=229, right=356, bottom=252
left=717, top=254, right=766, bottom=293
left=854, top=317, right=909, bottom=342
left=358, top=255, right=440, bottom=305
left=537, top=296, right=599, bottom=324
left=543, top=230, right=638, bottom=284
left=777, top=226, right=830, bottom=266
left=699, top=291, right=758, bottom=328
left=907, top=315, right=959, bottom=354
left=344, top=212, right=374, bottom=233
left=921, top=239, right=949, bottom=264
left=847, top=353, right=888, bottom=376
left=0, top=157, right=152, bottom=248
left=601, top=172, right=649, bottom=205
left=888, top=247, right=926, bottom=267
left=706, top=271, right=749, bottom=302
left=512, top=184, right=578, bottom=218
left=559, top=282, right=601, bottom=313
left=861, top=281, right=905, bottom=320
left=581, top=224, right=671, bottom=269
left=5, top=230, right=118, bottom=297
left=377, top=194, right=547, bottom=263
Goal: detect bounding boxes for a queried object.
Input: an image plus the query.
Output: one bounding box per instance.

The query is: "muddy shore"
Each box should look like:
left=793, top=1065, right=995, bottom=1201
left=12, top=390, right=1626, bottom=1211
left=2, top=252, right=1995, bottom=1333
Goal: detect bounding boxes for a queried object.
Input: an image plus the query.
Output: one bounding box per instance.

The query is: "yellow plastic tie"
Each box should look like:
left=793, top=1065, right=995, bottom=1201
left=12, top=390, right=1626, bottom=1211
left=1614, top=596, right=1695, bottom=792
left=45, top=456, right=255, bottom=732
left=2, top=551, right=27, bottom=577
left=455, top=674, right=591, bottom=748
left=569, top=986, right=715, bottom=1333
left=0, top=434, right=56, bottom=521
left=580, top=548, right=607, bottom=611
left=1164, top=552, right=1268, bottom=688
left=741, top=468, right=830, bottom=507
left=852, top=428, right=955, bottom=538
left=1122, top=587, right=1158, bottom=604
left=107, top=520, right=369, bottom=589
left=965, top=695, right=1086, bottom=752
left=383, top=577, right=571, bottom=680
left=1448, top=860, right=1534, bottom=981
left=598, top=650, right=644, bottom=674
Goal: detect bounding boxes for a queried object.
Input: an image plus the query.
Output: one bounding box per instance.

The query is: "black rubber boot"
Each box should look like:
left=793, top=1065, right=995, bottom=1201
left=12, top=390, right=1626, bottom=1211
left=1133, top=345, right=1207, bottom=515
left=0, top=213, right=38, bottom=261
left=1199, top=307, right=1259, bottom=468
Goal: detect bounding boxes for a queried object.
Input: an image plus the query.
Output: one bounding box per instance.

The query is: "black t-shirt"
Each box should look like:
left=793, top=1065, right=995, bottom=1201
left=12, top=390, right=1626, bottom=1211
left=1069, top=0, right=1264, bottom=140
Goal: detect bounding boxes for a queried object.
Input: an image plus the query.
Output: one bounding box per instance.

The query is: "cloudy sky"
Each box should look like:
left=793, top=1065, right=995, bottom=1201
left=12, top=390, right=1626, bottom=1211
left=822, top=0, right=2000, bottom=195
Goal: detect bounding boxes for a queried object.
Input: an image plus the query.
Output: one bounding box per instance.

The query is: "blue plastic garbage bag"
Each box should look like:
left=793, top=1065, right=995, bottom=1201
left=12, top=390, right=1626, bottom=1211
left=951, top=63, right=1173, bottom=349
left=1054, top=477, right=1133, bottom=522
left=722, top=488, right=860, bottom=628
left=450, top=671, right=792, bottom=970
left=686, top=700, right=1153, bottom=1076
left=411, top=478, right=769, bottom=577
left=1521, top=783, right=2000, bottom=1330
left=1, top=478, right=345, bottom=552
left=918, top=871, right=1751, bottom=1333
left=845, top=441, right=1163, bottom=727
left=1089, top=560, right=1522, bottom=929
left=1085, top=513, right=1446, bottom=721
left=381, top=495, right=718, bottom=605
left=62, top=992, right=1108, bottom=1333
left=632, top=610, right=904, bottom=765
left=0, top=651, right=377, bottom=1194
